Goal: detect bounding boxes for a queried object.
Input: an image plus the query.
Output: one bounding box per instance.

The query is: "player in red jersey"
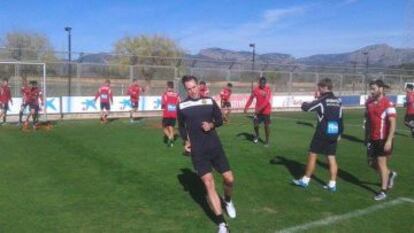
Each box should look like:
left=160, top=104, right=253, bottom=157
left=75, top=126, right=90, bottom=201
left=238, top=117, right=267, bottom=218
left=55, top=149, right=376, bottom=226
left=161, top=81, right=181, bottom=147
left=404, top=84, right=414, bottom=137
left=199, top=81, right=210, bottom=97
left=127, top=78, right=145, bottom=123
left=25, top=80, right=43, bottom=128
left=220, top=83, right=233, bottom=123
left=95, top=79, right=113, bottom=123
left=365, top=80, right=397, bottom=201
left=0, top=78, right=13, bottom=125
left=19, top=78, right=32, bottom=125
left=244, top=77, right=272, bottom=147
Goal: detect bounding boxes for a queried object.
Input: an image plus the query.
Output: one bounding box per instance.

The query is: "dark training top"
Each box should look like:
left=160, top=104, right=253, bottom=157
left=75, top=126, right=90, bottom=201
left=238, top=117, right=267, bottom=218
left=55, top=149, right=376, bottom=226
left=301, top=92, right=344, bottom=140
left=177, top=96, right=224, bottom=156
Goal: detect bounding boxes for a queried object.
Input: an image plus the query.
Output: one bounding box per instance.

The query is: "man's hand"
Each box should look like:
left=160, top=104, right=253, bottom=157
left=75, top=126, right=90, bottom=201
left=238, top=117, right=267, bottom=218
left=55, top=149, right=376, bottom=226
left=384, top=140, right=392, bottom=152
left=184, top=140, right=191, bottom=153
left=201, top=121, right=214, bottom=132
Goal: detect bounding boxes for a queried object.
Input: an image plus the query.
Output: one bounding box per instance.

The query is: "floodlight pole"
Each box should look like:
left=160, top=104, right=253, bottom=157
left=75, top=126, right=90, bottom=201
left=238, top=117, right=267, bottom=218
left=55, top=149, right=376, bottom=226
left=363, top=51, right=369, bottom=95
left=249, top=43, right=256, bottom=71
left=65, top=26, right=72, bottom=97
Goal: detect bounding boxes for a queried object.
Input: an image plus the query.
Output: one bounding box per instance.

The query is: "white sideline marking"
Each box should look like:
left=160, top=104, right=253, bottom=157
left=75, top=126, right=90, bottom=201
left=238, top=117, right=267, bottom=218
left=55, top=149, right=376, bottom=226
left=276, top=197, right=414, bottom=233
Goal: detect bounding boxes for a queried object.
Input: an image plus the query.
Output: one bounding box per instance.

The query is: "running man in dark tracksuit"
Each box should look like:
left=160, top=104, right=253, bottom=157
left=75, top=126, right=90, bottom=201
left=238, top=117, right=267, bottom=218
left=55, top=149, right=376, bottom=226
left=177, top=75, right=236, bottom=233
left=292, top=78, right=343, bottom=192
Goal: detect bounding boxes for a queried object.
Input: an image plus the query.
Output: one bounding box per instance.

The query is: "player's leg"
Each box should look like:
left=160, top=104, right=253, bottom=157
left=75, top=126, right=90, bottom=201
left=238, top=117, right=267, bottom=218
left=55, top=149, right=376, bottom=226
left=324, top=155, right=338, bottom=191
left=264, top=118, right=270, bottom=146
left=253, top=116, right=260, bottom=143
left=200, top=173, right=226, bottom=223
left=222, top=171, right=236, bottom=219
left=19, top=104, right=25, bottom=124
left=2, top=104, right=7, bottom=123
left=292, top=152, right=317, bottom=188
left=374, top=156, right=389, bottom=200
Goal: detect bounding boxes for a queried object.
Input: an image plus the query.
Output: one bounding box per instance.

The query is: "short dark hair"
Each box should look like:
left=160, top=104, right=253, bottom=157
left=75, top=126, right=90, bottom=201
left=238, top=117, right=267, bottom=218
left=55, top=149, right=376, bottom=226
left=317, top=78, right=333, bottom=90
left=227, top=83, right=233, bottom=88
left=259, top=76, right=266, bottom=83
left=199, top=80, right=206, bottom=85
left=406, top=84, right=413, bottom=90
left=369, top=79, right=390, bottom=89
left=167, top=81, right=174, bottom=88
left=2, top=78, right=8, bottom=82
left=132, top=78, right=138, bottom=82
left=30, top=80, right=38, bottom=86
left=181, top=75, right=198, bottom=85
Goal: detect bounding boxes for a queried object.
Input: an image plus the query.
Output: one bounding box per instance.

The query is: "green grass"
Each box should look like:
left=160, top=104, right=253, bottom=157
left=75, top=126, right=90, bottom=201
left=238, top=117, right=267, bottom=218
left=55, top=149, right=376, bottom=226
left=0, top=109, right=413, bottom=233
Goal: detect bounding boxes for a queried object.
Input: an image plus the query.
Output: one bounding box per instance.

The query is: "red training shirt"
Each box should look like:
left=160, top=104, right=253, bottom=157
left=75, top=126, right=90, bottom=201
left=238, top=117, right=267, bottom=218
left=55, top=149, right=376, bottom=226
left=244, top=85, right=272, bottom=115
left=366, top=96, right=397, bottom=140
left=161, top=90, right=180, bottom=119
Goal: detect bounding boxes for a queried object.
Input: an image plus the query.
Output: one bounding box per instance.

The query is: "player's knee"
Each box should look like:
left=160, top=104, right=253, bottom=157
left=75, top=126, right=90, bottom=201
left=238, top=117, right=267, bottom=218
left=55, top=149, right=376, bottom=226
left=201, top=174, right=215, bottom=189
left=223, top=173, right=234, bottom=186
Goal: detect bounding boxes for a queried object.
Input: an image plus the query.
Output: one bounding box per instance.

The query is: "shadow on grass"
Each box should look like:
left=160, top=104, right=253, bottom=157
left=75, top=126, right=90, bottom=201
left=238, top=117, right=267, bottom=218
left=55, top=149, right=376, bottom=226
left=236, top=132, right=265, bottom=143
left=341, top=134, right=365, bottom=144
left=177, top=168, right=216, bottom=224
left=269, top=155, right=325, bottom=186
left=316, top=160, right=377, bottom=194
left=296, top=121, right=314, bottom=128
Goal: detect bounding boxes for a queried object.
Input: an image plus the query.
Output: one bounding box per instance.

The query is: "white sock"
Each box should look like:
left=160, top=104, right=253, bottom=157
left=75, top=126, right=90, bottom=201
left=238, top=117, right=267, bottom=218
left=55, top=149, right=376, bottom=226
left=302, top=176, right=310, bottom=184
left=328, top=180, right=336, bottom=187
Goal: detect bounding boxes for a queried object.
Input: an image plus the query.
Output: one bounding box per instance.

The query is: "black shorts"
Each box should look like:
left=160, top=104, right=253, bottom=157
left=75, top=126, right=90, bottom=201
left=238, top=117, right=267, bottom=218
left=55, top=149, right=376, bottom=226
left=405, top=114, right=414, bottom=125
left=221, top=101, right=231, bottom=108
left=100, top=103, right=110, bottom=111
left=131, top=101, right=138, bottom=109
left=21, top=102, right=30, bottom=110
left=162, top=118, right=176, bottom=127
left=254, top=114, right=271, bottom=125
left=309, top=136, right=337, bottom=155
left=367, top=139, right=393, bottom=158
left=30, top=104, right=40, bottom=113
left=191, top=147, right=231, bottom=177
left=0, top=103, right=8, bottom=112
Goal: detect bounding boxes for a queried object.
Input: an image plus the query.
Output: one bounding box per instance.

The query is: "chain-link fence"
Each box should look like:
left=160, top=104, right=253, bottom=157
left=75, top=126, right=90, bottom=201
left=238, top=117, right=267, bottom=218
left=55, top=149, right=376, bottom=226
left=1, top=60, right=414, bottom=98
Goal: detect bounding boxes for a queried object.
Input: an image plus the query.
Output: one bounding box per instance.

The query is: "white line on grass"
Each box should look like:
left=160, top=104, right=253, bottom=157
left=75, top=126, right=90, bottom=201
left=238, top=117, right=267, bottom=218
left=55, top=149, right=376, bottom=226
left=276, top=197, right=414, bottom=233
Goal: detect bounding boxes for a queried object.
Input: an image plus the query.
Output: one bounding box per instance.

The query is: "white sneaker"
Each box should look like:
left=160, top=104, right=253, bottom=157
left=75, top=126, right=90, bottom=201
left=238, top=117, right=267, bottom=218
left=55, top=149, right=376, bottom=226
left=224, top=200, right=236, bottom=219
left=253, top=137, right=259, bottom=144
left=217, top=223, right=229, bottom=233
left=388, top=171, right=397, bottom=189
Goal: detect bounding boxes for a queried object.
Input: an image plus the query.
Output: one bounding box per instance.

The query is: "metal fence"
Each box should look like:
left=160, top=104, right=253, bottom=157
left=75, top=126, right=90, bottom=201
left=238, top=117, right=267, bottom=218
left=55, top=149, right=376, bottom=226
left=1, top=60, right=414, bottom=99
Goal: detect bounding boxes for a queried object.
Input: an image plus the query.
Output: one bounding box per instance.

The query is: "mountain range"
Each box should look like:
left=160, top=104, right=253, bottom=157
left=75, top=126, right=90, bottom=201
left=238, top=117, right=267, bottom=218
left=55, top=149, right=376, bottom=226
left=78, top=44, right=414, bottom=68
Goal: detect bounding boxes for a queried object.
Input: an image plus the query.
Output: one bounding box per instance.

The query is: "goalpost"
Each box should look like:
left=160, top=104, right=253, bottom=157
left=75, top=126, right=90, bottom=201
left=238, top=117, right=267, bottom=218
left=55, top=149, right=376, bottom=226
left=0, top=61, right=48, bottom=121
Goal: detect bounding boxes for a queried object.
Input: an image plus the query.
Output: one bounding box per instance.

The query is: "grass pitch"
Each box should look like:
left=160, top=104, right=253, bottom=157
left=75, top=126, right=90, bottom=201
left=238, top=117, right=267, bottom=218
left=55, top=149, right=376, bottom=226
left=0, top=109, right=413, bottom=233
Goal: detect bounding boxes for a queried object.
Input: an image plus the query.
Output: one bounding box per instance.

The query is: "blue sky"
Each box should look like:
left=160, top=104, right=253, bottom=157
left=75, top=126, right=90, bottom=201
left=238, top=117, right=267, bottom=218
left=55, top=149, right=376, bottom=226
left=0, top=0, right=411, bottom=57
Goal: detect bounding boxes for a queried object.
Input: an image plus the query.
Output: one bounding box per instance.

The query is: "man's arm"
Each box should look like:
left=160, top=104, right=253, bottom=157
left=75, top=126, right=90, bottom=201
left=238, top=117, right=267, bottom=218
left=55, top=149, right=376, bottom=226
left=244, top=93, right=254, bottom=113
left=177, top=104, right=187, bottom=141
left=385, top=116, right=396, bottom=151
left=301, top=99, right=321, bottom=112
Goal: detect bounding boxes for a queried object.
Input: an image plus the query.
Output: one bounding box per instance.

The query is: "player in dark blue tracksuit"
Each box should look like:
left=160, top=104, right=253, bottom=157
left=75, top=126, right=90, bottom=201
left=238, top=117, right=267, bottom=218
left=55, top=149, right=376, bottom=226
left=177, top=75, right=235, bottom=233
left=292, top=78, right=343, bottom=192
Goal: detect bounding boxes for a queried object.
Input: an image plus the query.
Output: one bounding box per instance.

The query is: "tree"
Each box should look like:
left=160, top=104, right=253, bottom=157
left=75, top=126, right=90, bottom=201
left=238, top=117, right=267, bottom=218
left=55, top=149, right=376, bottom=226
left=1, top=31, right=57, bottom=62
left=112, top=35, right=185, bottom=85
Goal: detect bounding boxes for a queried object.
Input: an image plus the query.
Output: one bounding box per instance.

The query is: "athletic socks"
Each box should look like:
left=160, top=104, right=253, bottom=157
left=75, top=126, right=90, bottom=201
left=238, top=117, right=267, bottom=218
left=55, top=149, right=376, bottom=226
left=224, top=195, right=231, bottom=203
left=215, top=214, right=226, bottom=225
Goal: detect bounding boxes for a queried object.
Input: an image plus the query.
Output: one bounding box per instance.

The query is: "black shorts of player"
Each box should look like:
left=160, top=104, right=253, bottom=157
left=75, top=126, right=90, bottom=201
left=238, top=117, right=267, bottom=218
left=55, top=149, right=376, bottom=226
left=254, top=114, right=271, bottom=125
left=309, top=136, right=337, bottom=156
left=0, top=103, right=9, bottom=111
left=30, top=104, right=40, bottom=113
left=100, top=103, right=110, bottom=111
left=21, top=102, right=30, bottom=110
left=162, top=118, right=176, bottom=127
left=368, top=139, right=393, bottom=158
left=131, top=101, right=138, bottom=109
left=405, top=114, right=414, bottom=125
left=191, top=147, right=231, bottom=177
left=221, top=101, right=231, bottom=108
